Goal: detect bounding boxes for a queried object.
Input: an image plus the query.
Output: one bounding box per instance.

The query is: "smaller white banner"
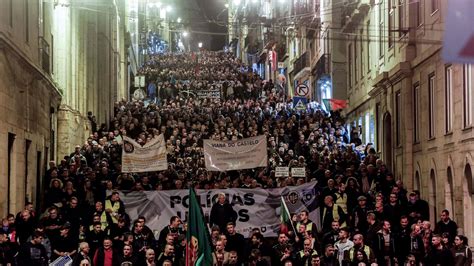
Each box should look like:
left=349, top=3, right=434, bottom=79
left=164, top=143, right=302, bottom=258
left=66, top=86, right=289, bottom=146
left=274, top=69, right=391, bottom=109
left=203, top=135, right=268, bottom=171
left=196, top=89, right=221, bottom=99
left=275, top=167, right=289, bottom=177
left=122, top=134, right=168, bottom=173
left=291, top=167, right=306, bottom=177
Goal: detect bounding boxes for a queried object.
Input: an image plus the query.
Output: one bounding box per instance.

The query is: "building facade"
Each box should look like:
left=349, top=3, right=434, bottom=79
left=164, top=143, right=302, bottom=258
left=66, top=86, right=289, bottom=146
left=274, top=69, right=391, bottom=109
left=226, top=0, right=474, bottom=240
left=343, top=0, right=474, bottom=240
left=0, top=0, right=130, bottom=215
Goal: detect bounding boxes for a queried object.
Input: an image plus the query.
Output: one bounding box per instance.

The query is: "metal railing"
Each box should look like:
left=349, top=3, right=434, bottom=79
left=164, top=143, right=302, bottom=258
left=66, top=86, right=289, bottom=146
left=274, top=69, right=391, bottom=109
left=293, top=51, right=310, bottom=75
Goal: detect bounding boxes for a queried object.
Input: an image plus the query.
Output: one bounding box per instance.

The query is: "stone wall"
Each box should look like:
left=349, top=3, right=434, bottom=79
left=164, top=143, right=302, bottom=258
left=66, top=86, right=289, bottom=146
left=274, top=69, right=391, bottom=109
left=0, top=42, right=61, bottom=216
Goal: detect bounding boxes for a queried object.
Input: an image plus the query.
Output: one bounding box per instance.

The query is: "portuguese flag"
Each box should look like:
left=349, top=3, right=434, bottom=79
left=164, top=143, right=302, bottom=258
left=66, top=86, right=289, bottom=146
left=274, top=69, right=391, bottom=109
left=280, top=196, right=292, bottom=234
left=186, top=188, right=212, bottom=266
left=322, top=98, right=348, bottom=111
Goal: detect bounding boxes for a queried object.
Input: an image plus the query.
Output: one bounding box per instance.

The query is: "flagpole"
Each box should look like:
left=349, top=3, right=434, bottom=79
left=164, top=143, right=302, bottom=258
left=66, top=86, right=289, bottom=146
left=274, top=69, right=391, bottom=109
left=281, top=196, right=297, bottom=234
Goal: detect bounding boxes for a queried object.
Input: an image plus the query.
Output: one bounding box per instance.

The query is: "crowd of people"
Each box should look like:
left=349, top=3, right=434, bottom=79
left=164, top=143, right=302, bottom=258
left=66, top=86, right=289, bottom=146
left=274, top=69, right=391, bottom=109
left=0, top=51, right=471, bottom=266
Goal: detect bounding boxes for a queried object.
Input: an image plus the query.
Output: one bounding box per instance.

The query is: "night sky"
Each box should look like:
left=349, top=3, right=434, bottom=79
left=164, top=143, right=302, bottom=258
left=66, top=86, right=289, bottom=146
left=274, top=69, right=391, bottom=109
left=187, top=0, right=227, bottom=50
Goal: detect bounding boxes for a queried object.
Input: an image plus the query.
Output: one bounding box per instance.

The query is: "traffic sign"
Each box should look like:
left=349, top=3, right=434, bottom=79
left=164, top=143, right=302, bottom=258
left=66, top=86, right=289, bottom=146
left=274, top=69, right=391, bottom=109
left=295, top=84, right=309, bottom=97
left=293, top=96, right=307, bottom=111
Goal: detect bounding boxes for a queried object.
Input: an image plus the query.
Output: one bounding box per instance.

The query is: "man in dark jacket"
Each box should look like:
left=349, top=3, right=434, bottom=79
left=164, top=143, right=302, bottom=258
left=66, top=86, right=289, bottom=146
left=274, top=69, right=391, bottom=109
left=18, top=232, right=48, bottom=266
left=157, top=216, right=183, bottom=249
left=425, top=234, right=454, bottom=266
left=435, top=209, right=458, bottom=244
left=210, top=193, right=237, bottom=232
left=71, top=242, right=91, bottom=266
left=373, top=220, right=396, bottom=266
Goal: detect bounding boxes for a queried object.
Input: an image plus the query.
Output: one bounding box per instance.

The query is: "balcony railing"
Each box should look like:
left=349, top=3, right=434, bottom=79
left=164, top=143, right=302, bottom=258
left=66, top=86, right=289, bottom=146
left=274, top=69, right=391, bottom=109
left=315, top=53, right=331, bottom=77
left=293, top=51, right=310, bottom=75
left=39, top=37, right=50, bottom=75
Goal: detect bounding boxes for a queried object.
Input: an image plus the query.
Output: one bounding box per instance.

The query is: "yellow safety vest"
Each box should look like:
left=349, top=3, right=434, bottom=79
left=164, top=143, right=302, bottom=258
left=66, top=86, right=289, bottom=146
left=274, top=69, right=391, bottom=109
left=299, top=249, right=318, bottom=257
left=334, top=193, right=348, bottom=213
left=296, top=221, right=316, bottom=233
left=105, top=199, right=120, bottom=224
left=349, top=246, right=371, bottom=261
left=322, top=203, right=347, bottom=228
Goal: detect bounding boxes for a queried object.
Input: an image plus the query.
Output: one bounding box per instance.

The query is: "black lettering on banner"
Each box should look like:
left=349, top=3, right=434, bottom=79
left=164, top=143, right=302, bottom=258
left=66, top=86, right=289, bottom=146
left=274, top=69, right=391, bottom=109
left=244, top=193, right=255, bottom=205
left=170, top=196, right=181, bottom=208
left=182, top=195, right=190, bottom=208
left=238, top=209, right=249, bottom=222
left=231, top=194, right=244, bottom=206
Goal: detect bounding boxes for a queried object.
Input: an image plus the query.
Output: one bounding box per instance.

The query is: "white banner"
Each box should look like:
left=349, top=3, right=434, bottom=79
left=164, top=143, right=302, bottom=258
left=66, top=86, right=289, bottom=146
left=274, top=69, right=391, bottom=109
left=275, top=167, right=289, bottom=177
left=291, top=167, right=306, bottom=177
left=196, top=89, right=221, bottom=99
left=203, top=135, right=268, bottom=171
left=121, top=135, right=168, bottom=173
left=120, top=181, right=320, bottom=238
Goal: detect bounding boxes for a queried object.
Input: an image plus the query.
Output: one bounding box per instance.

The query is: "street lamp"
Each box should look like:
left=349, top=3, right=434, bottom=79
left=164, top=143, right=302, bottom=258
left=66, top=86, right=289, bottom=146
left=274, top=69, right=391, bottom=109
left=198, top=42, right=203, bottom=48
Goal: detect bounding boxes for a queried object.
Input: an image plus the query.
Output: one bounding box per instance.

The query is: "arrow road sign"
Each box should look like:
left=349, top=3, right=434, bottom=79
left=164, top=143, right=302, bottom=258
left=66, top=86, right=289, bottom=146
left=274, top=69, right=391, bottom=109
left=296, top=84, right=309, bottom=97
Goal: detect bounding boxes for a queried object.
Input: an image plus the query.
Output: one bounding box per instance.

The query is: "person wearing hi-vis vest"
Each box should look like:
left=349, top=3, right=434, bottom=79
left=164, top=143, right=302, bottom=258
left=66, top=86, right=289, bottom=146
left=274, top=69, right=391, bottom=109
left=342, top=233, right=376, bottom=266
left=296, top=238, right=319, bottom=266
left=296, top=210, right=319, bottom=239
left=104, top=191, right=125, bottom=224
left=321, top=196, right=347, bottom=233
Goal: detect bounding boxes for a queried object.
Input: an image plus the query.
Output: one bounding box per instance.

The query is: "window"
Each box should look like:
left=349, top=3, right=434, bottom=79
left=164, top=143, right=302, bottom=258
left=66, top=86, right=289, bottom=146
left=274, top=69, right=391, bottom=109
left=415, top=0, right=422, bottom=26
left=25, top=0, right=29, bottom=43
left=360, top=31, right=364, bottom=78
left=9, top=0, right=13, bottom=27
left=376, top=103, right=380, bottom=148
left=399, top=0, right=406, bottom=37
left=431, top=0, right=438, bottom=13
left=429, top=73, right=436, bottom=138
left=8, top=133, right=16, bottom=214
left=25, top=139, right=32, bottom=201
left=365, top=113, right=370, bottom=144
left=348, top=43, right=353, bottom=88
left=464, top=65, right=473, bottom=127
left=367, top=20, right=371, bottom=73
left=388, top=0, right=395, bottom=47
left=414, top=83, right=420, bottom=142
left=354, top=38, right=358, bottom=82
left=445, top=66, right=453, bottom=133
left=379, top=0, right=384, bottom=57
left=396, top=91, right=401, bottom=145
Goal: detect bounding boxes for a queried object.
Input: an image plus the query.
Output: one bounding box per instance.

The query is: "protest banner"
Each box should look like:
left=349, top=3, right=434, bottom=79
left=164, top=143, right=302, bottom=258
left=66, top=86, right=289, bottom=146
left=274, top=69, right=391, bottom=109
left=196, top=89, right=221, bottom=99
left=203, top=135, right=267, bottom=171
left=121, top=181, right=321, bottom=238
left=122, top=134, right=167, bottom=173
left=275, top=167, right=290, bottom=177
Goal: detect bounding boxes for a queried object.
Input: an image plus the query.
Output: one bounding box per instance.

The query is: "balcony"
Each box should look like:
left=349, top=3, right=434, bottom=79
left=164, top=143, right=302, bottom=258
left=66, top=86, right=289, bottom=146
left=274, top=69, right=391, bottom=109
left=341, top=0, right=372, bottom=33
left=293, top=51, right=310, bottom=76
left=313, top=53, right=331, bottom=77
left=39, top=37, right=51, bottom=75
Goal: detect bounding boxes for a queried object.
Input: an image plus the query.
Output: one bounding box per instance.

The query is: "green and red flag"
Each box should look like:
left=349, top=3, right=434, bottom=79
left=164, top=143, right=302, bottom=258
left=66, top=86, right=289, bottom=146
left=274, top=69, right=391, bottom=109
left=322, top=98, right=348, bottom=111
left=280, top=196, right=294, bottom=234
left=186, top=188, right=212, bottom=266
